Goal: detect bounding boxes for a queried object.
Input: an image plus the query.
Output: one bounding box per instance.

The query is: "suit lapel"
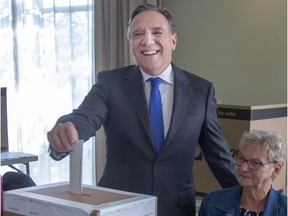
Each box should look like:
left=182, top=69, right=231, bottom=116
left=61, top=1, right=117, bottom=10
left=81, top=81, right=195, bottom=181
left=122, top=66, right=155, bottom=145
left=163, top=66, right=193, bottom=152
left=121, top=65, right=195, bottom=154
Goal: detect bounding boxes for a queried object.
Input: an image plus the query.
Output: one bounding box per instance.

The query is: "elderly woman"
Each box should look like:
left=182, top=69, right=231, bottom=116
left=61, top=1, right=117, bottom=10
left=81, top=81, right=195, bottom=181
left=198, top=129, right=287, bottom=216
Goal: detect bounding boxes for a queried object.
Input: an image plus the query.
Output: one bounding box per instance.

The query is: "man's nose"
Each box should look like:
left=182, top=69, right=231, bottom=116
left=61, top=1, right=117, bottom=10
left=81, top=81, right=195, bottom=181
left=142, top=32, right=155, bottom=45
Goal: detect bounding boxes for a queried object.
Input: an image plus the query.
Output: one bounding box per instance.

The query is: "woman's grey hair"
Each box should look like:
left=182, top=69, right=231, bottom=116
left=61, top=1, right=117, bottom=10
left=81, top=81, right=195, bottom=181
left=127, top=3, right=176, bottom=40
left=238, top=129, right=286, bottom=165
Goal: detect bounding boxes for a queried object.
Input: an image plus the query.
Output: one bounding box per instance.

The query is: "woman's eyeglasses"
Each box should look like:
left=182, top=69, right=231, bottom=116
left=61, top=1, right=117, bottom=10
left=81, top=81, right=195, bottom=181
left=234, top=156, right=275, bottom=171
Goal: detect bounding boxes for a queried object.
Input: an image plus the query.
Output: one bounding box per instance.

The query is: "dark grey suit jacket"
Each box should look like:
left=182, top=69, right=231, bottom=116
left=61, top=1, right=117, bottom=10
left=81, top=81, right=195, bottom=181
left=56, top=64, right=238, bottom=216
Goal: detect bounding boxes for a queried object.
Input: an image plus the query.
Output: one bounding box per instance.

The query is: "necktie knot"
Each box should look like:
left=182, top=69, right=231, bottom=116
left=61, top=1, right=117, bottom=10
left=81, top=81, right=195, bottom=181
left=149, top=77, right=162, bottom=89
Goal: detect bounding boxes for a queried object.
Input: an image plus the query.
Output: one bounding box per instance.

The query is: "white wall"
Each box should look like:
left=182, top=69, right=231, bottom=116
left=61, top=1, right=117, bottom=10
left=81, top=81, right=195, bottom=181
left=163, top=0, right=287, bottom=106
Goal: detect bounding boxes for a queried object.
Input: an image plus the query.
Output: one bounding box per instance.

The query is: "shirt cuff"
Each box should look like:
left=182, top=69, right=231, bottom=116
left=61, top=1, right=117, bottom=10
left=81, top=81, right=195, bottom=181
left=48, top=147, right=69, bottom=161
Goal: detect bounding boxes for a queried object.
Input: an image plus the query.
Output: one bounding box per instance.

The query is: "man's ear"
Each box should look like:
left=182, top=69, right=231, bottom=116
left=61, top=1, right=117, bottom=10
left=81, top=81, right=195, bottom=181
left=172, top=33, right=177, bottom=51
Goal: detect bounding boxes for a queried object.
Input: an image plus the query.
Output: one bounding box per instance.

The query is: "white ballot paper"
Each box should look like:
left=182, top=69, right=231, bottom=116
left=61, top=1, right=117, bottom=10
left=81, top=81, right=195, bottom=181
left=69, top=139, right=83, bottom=194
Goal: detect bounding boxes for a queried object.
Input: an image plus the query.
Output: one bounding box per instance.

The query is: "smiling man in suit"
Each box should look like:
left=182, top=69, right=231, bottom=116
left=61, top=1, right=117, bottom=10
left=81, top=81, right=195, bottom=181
left=47, top=3, right=238, bottom=216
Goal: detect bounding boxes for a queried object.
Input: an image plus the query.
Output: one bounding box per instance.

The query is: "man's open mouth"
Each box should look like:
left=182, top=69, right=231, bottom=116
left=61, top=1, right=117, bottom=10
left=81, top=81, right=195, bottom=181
left=142, top=50, right=158, bottom=55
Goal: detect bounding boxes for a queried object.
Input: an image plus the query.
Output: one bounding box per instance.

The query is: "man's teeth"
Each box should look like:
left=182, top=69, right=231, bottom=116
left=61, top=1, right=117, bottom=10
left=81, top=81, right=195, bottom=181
left=143, top=50, right=157, bottom=55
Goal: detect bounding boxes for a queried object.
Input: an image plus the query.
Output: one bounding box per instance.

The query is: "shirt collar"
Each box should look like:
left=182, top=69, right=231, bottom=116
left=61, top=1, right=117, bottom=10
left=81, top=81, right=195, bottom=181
left=140, top=64, right=174, bottom=85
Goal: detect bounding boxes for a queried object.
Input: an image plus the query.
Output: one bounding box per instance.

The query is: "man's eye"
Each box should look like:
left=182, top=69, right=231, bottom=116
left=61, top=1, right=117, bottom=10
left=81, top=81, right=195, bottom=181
left=133, top=32, right=143, bottom=37
left=154, top=31, right=163, bottom=35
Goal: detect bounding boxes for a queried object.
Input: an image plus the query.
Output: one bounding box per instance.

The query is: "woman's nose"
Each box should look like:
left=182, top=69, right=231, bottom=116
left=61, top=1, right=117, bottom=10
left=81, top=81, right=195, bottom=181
left=241, top=161, right=250, bottom=170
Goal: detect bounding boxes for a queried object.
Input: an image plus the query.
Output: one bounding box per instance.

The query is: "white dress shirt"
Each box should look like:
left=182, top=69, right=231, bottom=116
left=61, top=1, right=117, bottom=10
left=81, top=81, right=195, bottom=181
left=140, top=64, right=174, bottom=139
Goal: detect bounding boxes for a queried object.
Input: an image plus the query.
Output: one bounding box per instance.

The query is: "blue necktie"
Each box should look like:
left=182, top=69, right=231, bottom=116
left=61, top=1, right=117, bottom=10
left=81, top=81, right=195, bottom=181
left=149, top=77, right=164, bottom=154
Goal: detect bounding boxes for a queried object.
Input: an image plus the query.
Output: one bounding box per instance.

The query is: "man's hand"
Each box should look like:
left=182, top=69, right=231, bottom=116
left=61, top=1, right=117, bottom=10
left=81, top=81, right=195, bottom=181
left=47, top=122, right=79, bottom=152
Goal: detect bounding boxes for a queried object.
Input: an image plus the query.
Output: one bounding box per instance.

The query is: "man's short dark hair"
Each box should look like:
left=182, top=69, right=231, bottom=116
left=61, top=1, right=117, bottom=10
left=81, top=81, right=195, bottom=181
left=127, top=3, right=176, bottom=40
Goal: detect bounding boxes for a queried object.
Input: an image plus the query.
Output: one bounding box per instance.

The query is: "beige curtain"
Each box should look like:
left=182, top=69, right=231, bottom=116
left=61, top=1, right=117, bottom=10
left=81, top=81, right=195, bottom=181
left=94, top=0, right=161, bottom=183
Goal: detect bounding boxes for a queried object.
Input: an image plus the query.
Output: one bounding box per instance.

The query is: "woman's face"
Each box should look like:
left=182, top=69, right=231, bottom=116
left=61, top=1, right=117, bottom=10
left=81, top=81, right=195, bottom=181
left=236, top=144, right=280, bottom=191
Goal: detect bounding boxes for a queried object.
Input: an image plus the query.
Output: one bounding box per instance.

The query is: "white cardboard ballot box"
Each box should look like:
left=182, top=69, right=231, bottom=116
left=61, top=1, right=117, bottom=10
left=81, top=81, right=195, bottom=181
left=4, top=182, right=157, bottom=216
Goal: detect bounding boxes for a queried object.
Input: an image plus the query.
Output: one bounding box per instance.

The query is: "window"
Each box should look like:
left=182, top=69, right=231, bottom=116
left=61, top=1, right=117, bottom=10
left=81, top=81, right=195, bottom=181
left=0, top=0, right=95, bottom=185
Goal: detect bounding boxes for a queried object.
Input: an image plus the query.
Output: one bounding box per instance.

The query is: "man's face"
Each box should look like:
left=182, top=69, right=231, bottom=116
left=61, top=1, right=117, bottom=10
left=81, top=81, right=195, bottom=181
left=129, top=10, right=177, bottom=76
